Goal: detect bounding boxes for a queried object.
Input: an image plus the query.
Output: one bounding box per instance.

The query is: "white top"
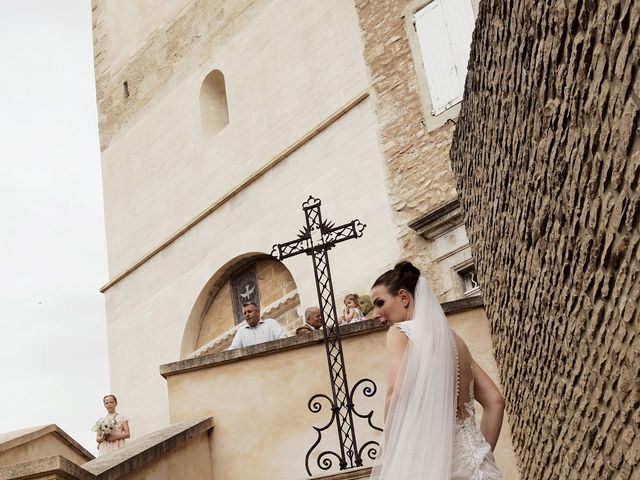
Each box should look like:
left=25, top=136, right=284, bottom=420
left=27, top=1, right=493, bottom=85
left=350, top=307, right=365, bottom=322
left=229, top=318, right=287, bottom=349
left=396, top=320, right=415, bottom=338
left=341, top=306, right=365, bottom=324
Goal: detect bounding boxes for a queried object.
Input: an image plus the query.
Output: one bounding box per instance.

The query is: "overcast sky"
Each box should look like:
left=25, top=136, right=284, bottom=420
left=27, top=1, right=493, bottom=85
left=0, top=1, right=109, bottom=453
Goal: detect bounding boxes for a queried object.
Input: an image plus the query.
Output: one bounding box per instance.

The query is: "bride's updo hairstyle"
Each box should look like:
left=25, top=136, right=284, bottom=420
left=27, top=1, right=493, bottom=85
left=372, top=261, right=420, bottom=296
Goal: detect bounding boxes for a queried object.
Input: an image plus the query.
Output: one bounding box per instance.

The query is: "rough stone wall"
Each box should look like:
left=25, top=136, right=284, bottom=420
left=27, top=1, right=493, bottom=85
left=353, top=0, right=459, bottom=290
left=450, top=1, right=640, bottom=478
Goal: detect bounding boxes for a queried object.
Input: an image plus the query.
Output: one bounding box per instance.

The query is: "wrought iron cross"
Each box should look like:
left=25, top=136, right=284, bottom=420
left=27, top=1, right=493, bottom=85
left=271, top=196, right=381, bottom=476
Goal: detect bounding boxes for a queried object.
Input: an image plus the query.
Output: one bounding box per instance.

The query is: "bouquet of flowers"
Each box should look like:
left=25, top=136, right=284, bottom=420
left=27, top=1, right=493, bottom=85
left=91, top=417, right=117, bottom=435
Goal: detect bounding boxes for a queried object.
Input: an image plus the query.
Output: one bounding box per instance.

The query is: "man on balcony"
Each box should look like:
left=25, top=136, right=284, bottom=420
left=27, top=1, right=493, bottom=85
left=296, top=306, right=324, bottom=335
left=229, top=301, right=287, bottom=349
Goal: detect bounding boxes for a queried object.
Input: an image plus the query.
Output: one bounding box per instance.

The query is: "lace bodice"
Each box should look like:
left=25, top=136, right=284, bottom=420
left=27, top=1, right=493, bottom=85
left=396, top=321, right=503, bottom=479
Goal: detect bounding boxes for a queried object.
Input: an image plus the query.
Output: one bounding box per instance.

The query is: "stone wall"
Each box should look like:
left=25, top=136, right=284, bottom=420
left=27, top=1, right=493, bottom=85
left=0, top=426, right=93, bottom=468
left=450, top=0, right=640, bottom=478
left=354, top=0, right=461, bottom=293
left=94, top=0, right=374, bottom=276
left=92, top=0, right=244, bottom=151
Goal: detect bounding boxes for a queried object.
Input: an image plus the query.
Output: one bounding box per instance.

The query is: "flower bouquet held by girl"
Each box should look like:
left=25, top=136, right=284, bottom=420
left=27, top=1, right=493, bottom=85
left=91, top=417, right=117, bottom=435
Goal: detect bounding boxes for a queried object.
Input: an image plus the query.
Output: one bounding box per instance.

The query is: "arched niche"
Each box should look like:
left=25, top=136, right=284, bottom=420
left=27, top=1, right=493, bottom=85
left=200, top=69, right=229, bottom=136
left=181, top=253, right=300, bottom=359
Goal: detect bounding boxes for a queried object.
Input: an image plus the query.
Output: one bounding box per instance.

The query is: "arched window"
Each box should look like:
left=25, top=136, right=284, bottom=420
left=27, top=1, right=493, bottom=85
left=200, top=70, right=229, bottom=135
left=181, top=254, right=300, bottom=358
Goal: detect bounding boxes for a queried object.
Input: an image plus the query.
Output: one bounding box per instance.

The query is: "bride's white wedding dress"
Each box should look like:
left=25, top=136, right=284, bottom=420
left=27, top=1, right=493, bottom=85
left=452, top=367, right=503, bottom=479
left=371, top=276, right=503, bottom=479
left=397, top=321, right=502, bottom=479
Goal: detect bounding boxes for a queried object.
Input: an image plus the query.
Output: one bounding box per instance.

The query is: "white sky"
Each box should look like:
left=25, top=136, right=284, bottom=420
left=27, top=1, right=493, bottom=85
left=0, top=1, right=109, bottom=454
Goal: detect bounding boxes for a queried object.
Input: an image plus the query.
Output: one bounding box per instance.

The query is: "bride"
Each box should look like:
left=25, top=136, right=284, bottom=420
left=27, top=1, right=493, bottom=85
left=369, top=261, right=505, bottom=479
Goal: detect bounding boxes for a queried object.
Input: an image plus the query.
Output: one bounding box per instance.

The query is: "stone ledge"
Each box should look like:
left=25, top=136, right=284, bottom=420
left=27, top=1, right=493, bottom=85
left=161, top=319, right=385, bottom=378
left=441, top=295, right=484, bottom=313
left=162, top=297, right=486, bottom=378
left=81, top=417, right=213, bottom=479
left=0, top=455, right=94, bottom=480
left=308, top=467, right=372, bottom=479
left=408, top=197, right=463, bottom=239
left=0, top=425, right=94, bottom=461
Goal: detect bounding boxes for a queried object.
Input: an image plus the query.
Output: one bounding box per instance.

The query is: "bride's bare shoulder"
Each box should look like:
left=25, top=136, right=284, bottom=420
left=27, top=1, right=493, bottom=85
left=386, top=324, right=409, bottom=349
left=386, top=323, right=405, bottom=338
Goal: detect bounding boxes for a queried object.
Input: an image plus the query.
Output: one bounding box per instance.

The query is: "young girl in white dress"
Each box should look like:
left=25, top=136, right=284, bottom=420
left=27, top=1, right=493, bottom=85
left=340, top=293, right=365, bottom=324
left=96, top=394, right=130, bottom=456
left=369, top=261, right=504, bottom=479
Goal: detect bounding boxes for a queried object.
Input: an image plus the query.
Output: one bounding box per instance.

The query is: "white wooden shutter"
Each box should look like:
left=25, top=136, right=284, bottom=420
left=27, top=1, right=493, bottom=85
left=414, top=0, right=476, bottom=115
left=441, top=0, right=476, bottom=94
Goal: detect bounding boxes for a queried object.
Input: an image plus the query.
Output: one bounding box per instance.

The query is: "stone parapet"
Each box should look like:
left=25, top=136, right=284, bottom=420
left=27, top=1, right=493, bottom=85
left=162, top=304, right=519, bottom=479
left=0, top=456, right=94, bottom=480
left=162, top=319, right=385, bottom=378
left=163, top=321, right=388, bottom=479
left=165, top=299, right=484, bottom=376
left=408, top=198, right=464, bottom=240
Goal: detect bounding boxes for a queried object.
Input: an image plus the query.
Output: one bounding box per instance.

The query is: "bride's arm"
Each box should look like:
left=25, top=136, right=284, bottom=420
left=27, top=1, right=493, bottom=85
left=473, top=361, right=505, bottom=450
left=384, top=326, right=408, bottom=419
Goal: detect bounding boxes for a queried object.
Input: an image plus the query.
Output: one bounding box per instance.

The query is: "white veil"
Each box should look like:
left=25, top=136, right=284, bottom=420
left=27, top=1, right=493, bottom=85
left=370, top=277, right=457, bottom=479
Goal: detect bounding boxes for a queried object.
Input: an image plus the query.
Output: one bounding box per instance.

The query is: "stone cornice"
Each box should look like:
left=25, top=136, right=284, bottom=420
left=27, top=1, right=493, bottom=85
left=408, top=197, right=463, bottom=239
left=441, top=295, right=484, bottom=313
left=0, top=455, right=94, bottom=480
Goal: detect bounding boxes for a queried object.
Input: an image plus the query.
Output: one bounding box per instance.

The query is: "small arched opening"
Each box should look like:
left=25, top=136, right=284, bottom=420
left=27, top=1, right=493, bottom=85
left=200, top=69, right=229, bottom=136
